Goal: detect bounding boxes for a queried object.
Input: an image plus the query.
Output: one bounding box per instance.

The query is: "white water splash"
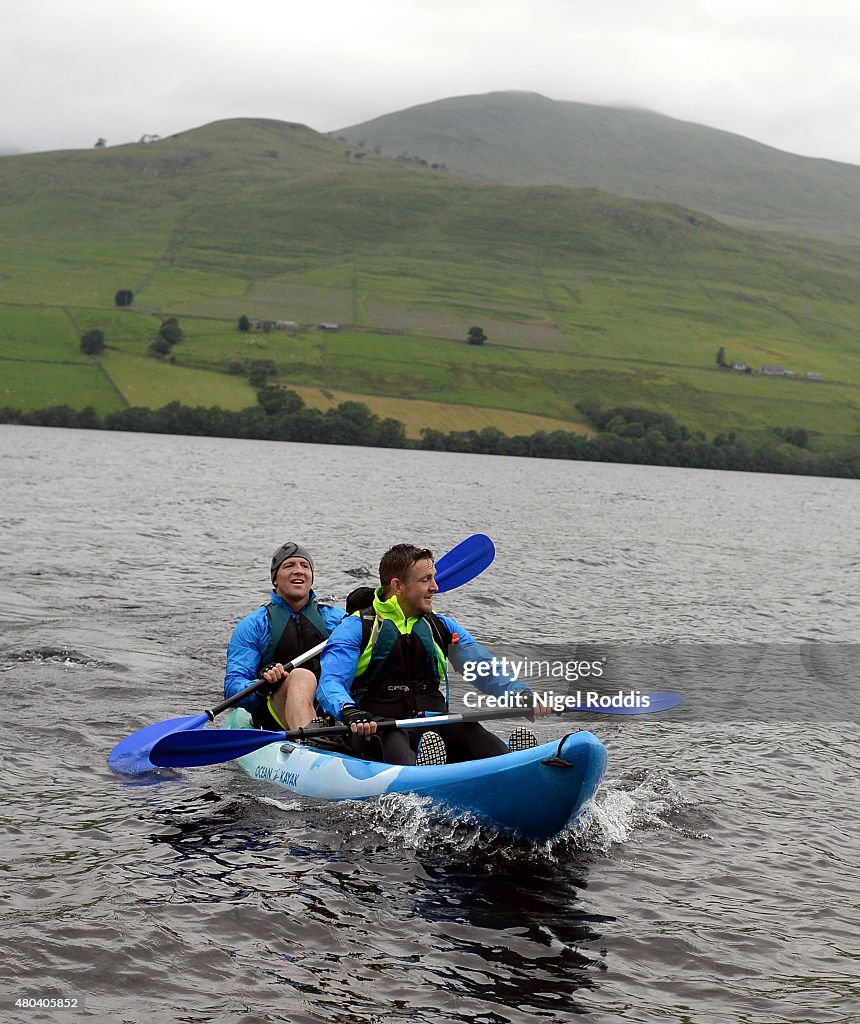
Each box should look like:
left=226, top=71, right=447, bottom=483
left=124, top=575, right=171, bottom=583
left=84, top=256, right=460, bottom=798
left=245, top=761, right=702, bottom=865
left=579, top=768, right=704, bottom=854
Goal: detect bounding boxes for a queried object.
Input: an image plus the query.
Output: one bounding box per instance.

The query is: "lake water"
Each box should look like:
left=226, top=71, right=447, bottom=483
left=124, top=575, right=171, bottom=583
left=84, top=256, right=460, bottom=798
left=1, top=424, right=858, bottom=1023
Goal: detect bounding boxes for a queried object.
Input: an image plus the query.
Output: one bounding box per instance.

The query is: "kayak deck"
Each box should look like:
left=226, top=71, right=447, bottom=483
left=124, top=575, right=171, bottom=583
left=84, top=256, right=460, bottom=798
left=225, top=709, right=607, bottom=841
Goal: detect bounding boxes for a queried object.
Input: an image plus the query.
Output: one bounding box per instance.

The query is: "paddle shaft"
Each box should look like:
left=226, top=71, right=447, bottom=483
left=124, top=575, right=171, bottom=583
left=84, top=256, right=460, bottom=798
left=204, top=639, right=328, bottom=719
left=148, top=692, right=683, bottom=767
left=261, top=693, right=682, bottom=741
left=150, top=711, right=519, bottom=766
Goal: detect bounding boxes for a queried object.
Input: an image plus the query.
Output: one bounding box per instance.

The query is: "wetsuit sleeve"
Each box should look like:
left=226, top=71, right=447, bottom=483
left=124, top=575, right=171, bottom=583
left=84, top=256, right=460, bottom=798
left=224, top=607, right=269, bottom=701
left=315, top=615, right=364, bottom=719
left=439, top=615, right=530, bottom=699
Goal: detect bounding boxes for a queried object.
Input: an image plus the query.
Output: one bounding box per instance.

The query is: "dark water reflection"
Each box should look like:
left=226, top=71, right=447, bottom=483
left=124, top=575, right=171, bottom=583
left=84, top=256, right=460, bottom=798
left=414, top=860, right=610, bottom=1016
left=139, top=782, right=612, bottom=1018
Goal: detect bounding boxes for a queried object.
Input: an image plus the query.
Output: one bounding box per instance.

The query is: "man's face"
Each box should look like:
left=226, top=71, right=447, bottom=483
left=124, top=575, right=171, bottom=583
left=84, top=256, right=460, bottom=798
left=274, top=556, right=313, bottom=606
left=393, top=557, right=438, bottom=618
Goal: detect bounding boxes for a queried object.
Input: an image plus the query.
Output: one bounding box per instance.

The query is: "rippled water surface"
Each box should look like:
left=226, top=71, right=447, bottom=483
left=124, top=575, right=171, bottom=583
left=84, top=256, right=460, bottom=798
left=1, top=425, right=858, bottom=1023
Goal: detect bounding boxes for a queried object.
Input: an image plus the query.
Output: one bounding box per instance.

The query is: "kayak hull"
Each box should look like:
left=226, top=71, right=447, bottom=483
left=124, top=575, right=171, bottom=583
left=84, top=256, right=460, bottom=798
left=225, top=710, right=607, bottom=841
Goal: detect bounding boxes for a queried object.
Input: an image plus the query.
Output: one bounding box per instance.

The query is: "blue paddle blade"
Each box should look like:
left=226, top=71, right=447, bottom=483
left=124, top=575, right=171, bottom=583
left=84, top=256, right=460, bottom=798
left=150, top=727, right=286, bottom=768
left=107, top=713, right=210, bottom=775
left=435, top=533, right=495, bottom=592
left=567, top=691, right=683, bottom=715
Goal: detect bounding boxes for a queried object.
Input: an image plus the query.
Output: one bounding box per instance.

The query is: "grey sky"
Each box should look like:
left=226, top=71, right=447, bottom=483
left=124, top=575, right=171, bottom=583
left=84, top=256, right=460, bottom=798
left=3, top=0, right=859, bottom=165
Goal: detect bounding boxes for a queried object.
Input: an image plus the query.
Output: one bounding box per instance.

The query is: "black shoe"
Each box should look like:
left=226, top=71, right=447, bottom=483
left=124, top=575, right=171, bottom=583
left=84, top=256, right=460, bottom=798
left=300, top=717, right=350, bottom=754
left=507, top=726, right=537, bottom=752
left=416, top=731, right=447, bottom=765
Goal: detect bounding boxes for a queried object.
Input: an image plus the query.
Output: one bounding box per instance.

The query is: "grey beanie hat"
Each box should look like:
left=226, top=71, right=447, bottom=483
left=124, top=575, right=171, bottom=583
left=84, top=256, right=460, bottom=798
left=271, top=542, right=314, bottom=583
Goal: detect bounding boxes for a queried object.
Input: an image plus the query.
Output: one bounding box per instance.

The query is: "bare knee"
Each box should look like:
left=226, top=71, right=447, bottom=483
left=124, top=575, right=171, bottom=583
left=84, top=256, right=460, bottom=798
left=279, top=667, right=318, bottom=730
left=286, top=668, right=317, bottom=701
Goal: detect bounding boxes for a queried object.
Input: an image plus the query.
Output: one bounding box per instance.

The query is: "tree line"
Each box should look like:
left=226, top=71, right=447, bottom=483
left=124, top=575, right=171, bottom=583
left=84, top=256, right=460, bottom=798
left=418, top=402, right=858, bottom=477
left=0, top=393, right=407, bottom=449
left=1, top=393, right=857, bottom=479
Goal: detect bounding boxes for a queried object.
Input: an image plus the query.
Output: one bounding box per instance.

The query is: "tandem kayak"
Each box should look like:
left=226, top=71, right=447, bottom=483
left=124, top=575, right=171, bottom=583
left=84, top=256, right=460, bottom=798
left=224, top=709, right=608, bottom=841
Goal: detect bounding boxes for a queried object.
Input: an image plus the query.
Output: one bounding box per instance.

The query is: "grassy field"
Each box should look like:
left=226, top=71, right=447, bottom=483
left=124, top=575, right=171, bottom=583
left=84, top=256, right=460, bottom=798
left=1, top=360, right=123, bottom=413
left=101, top=350, right=258, bottom=410
left=291, top=385, right=590, bottom=438
left=0, top=306, right=83, bottom=360
left=1, top=118, right=859, bottom=449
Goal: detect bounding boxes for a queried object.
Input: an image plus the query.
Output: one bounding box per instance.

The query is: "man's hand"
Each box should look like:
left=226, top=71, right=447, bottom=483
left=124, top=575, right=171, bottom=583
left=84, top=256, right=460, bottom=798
left=259, top=663, right=287, bottom=695
left=340, top=704, right=378, bottom=737
left=518, top=688, right=552, bottom=721
left=531, top=693, right=553, bottom=718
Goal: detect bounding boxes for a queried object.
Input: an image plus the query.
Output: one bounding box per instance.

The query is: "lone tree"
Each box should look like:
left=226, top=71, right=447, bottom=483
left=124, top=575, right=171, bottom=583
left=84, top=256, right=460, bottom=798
left=238, top=314, right=251, bottom=332
left=716, top=346, right=727, bottom=367
left=148, top=317, right=184, bottom=359
left=115, top=289, right=134, bottom=307
left=159, top=317, right=184, bottom=347
left=80, top=329, right=105, bottom=355
left=467, top=325, right=487, bottom=346
left=149, top=336, right=173, bottom=358
left=257, top=385, right=304, bottom=417
left=248, top=359, right=277, bottom=388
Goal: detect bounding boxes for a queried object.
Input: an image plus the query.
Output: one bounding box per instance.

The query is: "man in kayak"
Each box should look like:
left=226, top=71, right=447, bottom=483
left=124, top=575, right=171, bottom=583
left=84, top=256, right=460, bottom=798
left=316, top=542, right=547, bottom=764
left=224, top=542, right=345, bottom=730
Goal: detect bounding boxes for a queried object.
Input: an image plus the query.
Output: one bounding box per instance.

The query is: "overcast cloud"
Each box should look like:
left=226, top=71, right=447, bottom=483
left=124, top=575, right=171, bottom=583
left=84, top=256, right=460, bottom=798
left=2, top=0, right=859, bottom=165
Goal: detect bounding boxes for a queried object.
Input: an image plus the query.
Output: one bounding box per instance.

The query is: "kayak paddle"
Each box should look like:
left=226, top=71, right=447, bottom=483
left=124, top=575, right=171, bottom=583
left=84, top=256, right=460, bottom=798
left=149, top=692, right=684, bottom=769
left=106, top=641, right=327, bottom=775
left=107, top=533, right=496, bottom=775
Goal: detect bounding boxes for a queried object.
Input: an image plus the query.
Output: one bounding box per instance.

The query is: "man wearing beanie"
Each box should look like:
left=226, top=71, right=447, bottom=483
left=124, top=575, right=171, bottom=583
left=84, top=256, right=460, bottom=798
left=224, top=542, right=344, bottom=730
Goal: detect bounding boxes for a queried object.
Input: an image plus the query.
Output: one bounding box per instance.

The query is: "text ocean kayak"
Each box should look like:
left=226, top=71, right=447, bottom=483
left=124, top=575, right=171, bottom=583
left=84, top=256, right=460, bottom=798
left=224, top=709, right=607, bottom=841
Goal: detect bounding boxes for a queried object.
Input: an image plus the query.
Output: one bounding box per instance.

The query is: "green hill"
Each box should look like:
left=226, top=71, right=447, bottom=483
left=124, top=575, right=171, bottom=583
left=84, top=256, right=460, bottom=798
left=1, top=116, right=860, bottom=451
left=337, top=91, right=860, bottom=246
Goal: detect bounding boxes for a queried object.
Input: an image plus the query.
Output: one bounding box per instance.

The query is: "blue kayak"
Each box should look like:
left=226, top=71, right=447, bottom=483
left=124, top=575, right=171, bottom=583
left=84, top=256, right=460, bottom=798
left=224, top=709, right=607, bottom=841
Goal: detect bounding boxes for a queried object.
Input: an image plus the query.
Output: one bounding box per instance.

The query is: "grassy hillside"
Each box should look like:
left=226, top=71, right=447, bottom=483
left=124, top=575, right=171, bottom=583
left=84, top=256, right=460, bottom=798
left=1, top=117, right=860, bottom=450
left=338, top=92, right=860, bottom=246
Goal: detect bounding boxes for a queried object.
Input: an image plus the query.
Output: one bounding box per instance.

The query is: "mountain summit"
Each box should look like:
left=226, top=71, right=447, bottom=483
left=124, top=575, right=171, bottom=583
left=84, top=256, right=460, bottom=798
left=338, top=91, right=860, bottom=245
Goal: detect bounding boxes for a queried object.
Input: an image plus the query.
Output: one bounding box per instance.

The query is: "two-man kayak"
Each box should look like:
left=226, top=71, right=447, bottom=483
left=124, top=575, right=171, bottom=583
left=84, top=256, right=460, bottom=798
left=223, top=708, right=608, bottom=842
